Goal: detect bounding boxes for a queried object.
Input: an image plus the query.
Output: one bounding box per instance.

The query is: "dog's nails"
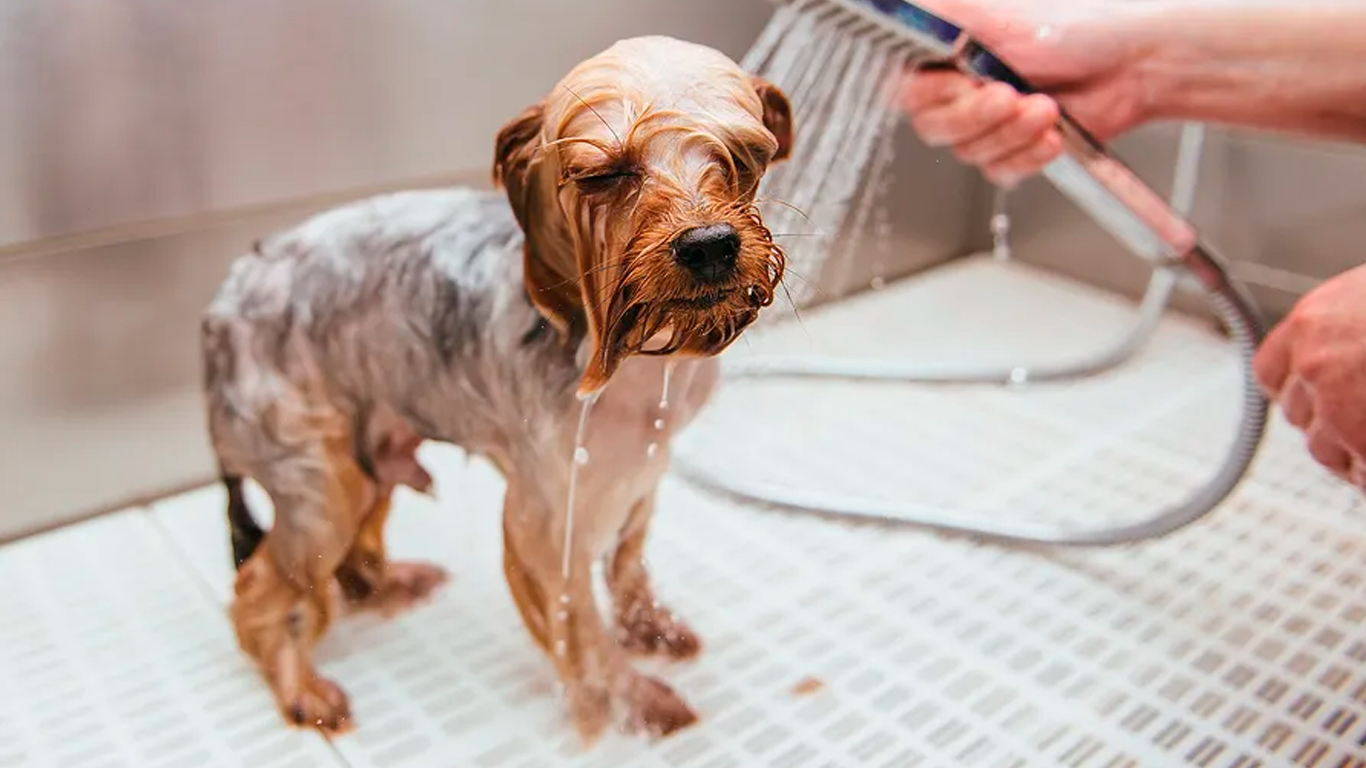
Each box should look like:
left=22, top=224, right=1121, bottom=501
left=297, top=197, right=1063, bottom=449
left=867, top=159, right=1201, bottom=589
left=290, top=705, right=306, bottom=724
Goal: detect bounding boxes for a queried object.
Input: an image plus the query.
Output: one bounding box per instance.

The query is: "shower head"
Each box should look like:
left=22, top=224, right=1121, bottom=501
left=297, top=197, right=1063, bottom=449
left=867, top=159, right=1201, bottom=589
left=814, top=0, right=1214, bottom=282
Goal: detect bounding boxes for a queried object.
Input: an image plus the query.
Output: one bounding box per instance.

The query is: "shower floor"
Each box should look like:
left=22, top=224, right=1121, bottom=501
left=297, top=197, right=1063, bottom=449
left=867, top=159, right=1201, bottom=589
left=5, top=255, right=1366, bottom=768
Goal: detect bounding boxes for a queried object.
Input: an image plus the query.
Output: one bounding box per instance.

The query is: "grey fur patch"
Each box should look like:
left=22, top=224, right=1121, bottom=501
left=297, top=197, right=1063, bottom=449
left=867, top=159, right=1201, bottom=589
left=202, top=187, right=584, bottom=490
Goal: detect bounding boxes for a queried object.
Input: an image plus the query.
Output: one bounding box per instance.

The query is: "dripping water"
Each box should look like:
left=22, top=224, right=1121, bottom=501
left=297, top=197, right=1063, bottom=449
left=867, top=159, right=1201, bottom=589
left=647, top=360, right=677, bottom=459
left=990, top=186, right=1012, bottom=261
left=561, top=394, right=596, bottom=582
left=660, top=360, right=676, bottom=410
left=554, top=393, right=598, bottom=661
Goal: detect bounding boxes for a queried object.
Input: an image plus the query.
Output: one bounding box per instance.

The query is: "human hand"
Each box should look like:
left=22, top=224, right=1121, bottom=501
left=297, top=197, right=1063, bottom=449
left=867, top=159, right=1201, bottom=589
left=897, top=0, right=1157, bottom=186
left=1254, top=263, right=1366, bottom=488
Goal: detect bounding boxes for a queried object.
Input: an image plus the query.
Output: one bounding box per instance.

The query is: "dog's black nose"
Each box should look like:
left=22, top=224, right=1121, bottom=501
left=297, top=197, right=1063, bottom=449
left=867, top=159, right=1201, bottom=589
left=671, top=223, right=740, bottom=283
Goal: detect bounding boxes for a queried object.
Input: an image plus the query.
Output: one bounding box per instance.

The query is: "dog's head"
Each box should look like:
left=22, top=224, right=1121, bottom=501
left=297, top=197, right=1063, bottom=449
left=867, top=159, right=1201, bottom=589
left=493, top=36, right=793, bottom=397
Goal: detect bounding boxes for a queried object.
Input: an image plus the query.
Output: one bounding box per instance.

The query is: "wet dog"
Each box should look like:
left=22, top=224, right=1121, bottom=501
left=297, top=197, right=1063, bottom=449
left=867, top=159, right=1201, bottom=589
left=201, top=35, right=792, bottom=742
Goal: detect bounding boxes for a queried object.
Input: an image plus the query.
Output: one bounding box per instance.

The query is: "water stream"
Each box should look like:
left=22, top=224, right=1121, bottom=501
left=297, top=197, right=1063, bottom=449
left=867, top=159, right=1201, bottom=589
left=646, top=361, right=677, bottom=459
left=560, top=394, right=597, bottom=582
left=741, top=8, right=1019, bottom=304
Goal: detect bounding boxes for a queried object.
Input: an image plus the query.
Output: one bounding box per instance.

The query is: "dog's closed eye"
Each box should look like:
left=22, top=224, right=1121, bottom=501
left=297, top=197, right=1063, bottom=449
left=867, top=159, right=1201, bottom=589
left=734, top=144, right=773, bottom=168
left=727, top=146, right=770, bottom=192
left=572, top=169, right=641, bottom=195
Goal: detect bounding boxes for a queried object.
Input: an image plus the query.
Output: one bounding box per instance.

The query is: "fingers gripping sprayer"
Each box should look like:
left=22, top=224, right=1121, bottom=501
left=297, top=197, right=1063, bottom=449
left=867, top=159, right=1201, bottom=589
left=673, top=0, right=1271, bottom=547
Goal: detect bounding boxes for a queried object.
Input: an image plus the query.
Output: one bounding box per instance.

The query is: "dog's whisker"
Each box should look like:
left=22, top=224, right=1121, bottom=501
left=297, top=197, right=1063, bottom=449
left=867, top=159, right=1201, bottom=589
left=752, top=198, right=823, bottom=233
left=779, top=265, right=821, bottom=293
left=537, top=258, right=634, bottom=293
left=535, top=249, right=644, bottom=294
left=777, top=277, right=810, bottom=339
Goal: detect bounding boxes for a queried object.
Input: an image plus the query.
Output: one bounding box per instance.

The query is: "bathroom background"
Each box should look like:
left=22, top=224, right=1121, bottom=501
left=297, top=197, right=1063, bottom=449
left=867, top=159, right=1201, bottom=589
left=2, top=0, right=1365, bottom=539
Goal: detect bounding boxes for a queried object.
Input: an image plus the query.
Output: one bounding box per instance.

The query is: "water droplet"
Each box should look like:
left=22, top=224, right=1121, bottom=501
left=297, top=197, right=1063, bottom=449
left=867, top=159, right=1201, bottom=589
left=559, top=593, right=571, bottom=605
left=554, top=640, right=567, bottom=657
left=660, top=362, right=675, bottom=411
left=556, top=609, right=569, bottom=621
left=870, top=276, right=886, bottom=290
left=653, top=418, right=665, bottom=430
left=563, top=397, right=595, bottom=580
left=646, top=442, right=658, bottom=457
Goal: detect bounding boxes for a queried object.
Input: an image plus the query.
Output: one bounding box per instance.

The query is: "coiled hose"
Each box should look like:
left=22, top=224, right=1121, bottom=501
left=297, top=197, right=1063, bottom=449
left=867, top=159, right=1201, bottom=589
left=672, top=124, right=1271, bottom=547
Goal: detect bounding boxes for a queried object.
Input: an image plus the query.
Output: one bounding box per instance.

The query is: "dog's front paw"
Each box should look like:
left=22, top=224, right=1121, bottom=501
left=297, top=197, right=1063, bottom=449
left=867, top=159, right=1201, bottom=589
left=282, top=674, right=353, bottom=734
left=617, top=603, right=701, bottom=660
left=565, top=681, right=615, bottom=745
left=624, top=673, right=698, bottom=738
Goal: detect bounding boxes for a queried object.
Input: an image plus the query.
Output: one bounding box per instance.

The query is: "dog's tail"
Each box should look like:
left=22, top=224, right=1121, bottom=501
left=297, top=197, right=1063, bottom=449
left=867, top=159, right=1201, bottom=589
left=224, top=472, right=266, bottom=569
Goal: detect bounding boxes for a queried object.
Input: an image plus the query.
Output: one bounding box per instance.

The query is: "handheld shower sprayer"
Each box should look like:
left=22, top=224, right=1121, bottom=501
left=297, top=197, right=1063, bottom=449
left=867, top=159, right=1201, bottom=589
left=672, top=0, right=1271, bottom=547
left=806, top=0, right=1255, bottom=304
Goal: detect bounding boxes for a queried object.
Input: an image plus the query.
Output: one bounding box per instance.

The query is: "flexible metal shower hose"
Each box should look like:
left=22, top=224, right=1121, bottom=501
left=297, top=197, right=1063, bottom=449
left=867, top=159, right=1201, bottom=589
left=672, top=124, right=1272, bottom=547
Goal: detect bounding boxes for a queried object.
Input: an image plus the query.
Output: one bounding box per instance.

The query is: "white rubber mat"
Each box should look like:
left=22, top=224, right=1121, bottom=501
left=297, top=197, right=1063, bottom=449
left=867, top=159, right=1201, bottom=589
left=4, top=257, right=1366, bottom=768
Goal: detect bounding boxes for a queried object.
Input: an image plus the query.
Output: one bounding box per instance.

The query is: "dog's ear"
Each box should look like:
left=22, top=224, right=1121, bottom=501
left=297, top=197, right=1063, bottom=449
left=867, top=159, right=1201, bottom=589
left=494, top=101, right=587, bottom=343
left=521, top=234, right=585, bottom=345
left=493, top=101, right=546, bottom=230
left=750, top=76, right=794, bottom=163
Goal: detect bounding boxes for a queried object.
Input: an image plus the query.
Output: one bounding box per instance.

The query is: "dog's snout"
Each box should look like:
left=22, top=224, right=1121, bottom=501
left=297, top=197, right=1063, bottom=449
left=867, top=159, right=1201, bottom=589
left=671, top=224, right=740, bottom=283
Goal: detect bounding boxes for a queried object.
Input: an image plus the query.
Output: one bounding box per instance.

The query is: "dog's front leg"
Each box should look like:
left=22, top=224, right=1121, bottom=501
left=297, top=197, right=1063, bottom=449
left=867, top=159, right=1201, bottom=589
left=501, top=479, right=620, bottom=740
left=502, top=480, right=697, bottom=743
left=607, top=491, right=701, bottom=660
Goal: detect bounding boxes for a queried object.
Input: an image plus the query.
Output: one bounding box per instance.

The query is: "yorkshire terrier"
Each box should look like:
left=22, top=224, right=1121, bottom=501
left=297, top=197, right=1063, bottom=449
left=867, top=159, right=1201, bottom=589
left=201, top=35, right=793, bottom=742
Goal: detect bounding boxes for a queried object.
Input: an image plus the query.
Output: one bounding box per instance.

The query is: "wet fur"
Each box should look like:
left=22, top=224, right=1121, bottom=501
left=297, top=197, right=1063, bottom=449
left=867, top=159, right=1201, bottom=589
left=203, top=36, right=792, bottom=744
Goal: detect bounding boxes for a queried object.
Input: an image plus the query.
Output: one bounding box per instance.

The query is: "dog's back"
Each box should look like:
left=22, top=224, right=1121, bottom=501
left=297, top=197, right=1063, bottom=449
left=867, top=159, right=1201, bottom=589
left=201, top=185, right=572, bottom=564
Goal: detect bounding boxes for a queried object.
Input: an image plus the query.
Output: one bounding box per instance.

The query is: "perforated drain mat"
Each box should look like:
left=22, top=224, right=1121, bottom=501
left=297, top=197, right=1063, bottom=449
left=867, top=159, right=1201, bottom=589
left=4, top=257, right=1366, bottom=768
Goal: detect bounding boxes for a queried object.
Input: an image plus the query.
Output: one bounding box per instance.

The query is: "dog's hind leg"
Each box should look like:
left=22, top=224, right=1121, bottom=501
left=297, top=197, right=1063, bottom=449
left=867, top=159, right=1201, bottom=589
left=607, top=492, right=700, bottom=660
left=335, top=485, right=448, bottom=617
left=231, top=429, right=371, bottom=733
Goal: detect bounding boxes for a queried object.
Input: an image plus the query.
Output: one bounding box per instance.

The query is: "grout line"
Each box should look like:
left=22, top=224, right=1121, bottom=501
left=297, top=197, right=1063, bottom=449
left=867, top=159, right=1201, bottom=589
left=0, top=169, right=488, bottom=267
left=0, top=473, right=218, bottom=546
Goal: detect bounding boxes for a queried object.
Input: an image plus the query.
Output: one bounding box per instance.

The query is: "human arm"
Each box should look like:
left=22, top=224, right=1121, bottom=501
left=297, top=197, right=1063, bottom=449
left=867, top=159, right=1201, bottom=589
left=1135, top=0, right=1366, bottom=144
left=900, top=0, right=1366, bottom=183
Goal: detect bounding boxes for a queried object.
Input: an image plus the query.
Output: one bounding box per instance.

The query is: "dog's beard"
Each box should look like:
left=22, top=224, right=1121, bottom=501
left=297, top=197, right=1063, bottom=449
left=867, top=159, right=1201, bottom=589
left=576, top=203, right=784, bottom=396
